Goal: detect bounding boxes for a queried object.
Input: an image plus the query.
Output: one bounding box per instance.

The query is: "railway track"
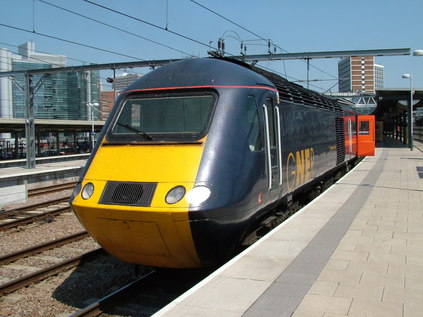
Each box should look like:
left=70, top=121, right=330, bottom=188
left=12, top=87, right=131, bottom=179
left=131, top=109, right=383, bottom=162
left=0, top=231, right=89, bottom=265
left=0, top=231, right=101, bottom=296
left=70, top=270, right=157, bottom=317
left=71, top=268, right=214, bottom=317
left=28, top=182, right=76, bottom=198
left=0, top=198, right=71, bottom=232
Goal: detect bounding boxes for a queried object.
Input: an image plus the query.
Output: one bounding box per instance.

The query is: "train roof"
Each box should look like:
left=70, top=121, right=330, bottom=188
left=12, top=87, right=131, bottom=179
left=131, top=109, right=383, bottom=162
left=248, top=63, right=342, bottom=112
left=124, top=57, right=274, bottom=92
left=205, top=56, right=342, bottom=112
left=124, top=57, right=342, bottom=112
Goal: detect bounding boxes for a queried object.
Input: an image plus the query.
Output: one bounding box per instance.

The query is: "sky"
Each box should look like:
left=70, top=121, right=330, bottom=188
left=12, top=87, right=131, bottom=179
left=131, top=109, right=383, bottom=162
left=0, top=0, right=422, bottom=93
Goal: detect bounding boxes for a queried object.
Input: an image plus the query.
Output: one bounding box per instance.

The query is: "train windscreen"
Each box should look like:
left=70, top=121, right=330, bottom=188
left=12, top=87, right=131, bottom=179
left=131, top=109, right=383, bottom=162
left=108, top=94, right=216, bottom=142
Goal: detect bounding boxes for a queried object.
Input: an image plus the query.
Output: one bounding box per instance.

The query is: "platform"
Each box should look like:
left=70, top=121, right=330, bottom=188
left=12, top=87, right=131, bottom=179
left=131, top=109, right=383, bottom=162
left=0, top=153, right=89, bottom=169
left=0, top=157, right=87, bottom=206
left=155, top=139, right=423, bottom=317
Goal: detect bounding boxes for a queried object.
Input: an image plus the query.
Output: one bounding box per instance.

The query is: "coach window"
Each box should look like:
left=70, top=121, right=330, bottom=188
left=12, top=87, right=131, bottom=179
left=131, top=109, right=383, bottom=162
left=244, top=95, right=263, bottom=152
left=359, top=121, right=370, bottom=135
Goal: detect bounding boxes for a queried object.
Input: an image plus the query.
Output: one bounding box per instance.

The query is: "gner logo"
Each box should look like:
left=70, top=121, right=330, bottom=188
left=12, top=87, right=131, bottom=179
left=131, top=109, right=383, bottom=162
left=287, top=147, right=315, bottom=191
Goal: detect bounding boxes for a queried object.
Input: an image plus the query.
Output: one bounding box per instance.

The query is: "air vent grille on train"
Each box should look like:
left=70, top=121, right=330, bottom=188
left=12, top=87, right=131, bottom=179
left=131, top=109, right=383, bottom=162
left=99, top=181, right=157, bottom=207
left=252, top=65, right=343, bottom=112
left=335, top=117, right=346, bottom=165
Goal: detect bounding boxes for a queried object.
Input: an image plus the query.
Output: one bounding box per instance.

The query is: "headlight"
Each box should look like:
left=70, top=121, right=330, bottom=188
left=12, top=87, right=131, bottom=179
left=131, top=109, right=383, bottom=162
left=165, top=186, right=186, bottom=204
left=81, top=182, right=94, bottom=200
left=186, top=186, right=211, bottom=205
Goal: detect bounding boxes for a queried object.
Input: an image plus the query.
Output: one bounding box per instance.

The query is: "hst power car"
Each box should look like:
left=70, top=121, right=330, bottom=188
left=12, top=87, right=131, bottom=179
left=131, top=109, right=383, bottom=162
left=70, top=57, right=375, bottom=268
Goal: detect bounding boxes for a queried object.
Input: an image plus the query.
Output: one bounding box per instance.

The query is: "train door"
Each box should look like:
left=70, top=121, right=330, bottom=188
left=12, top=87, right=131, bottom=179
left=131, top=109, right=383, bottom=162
left=263, top=96, right=282, bottom=198
left=357, top=115, right=375, bottom=156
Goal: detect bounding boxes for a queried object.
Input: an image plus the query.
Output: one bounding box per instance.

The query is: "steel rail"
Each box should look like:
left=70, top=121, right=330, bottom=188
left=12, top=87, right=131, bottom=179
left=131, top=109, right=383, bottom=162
left=70, top=269, right=156, bottom=317
left=0, top=197, right=70, bottom=218
left=0, top=205, right=71, bottom=231
left=28, top=182, right=77, bottom=197
left=0, top=230, right=89, bottom=265
left=0, top=248, right=103, bottom=296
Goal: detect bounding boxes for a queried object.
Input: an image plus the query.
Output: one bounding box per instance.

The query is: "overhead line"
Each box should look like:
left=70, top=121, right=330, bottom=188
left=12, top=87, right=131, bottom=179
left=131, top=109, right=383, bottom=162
left=39, top=0, right=194, bottom=58
left=84, top=0, right=215, bottom=51
left=189, top=0, right=269, bottom=43
left=0, top=40, right=94, bottom=65
left=0, top=23, right=144, bottom=61
left=0, top=45, right=114, bottom=86
left=0, top=59, right=184, bottom=77
left=0, top=47, right=65, bottom=69
left=188, top=0, right=338, bottom=80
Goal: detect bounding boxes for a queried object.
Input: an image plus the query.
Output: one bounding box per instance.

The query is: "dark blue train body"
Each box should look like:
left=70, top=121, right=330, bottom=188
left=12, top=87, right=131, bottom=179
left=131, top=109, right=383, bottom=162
left=71, top=57, right=373, bottom=268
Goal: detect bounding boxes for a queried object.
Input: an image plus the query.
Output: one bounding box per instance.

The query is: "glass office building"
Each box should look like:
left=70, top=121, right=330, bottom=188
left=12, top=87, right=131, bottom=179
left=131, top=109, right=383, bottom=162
left=1, top=42, right=100, bottom=120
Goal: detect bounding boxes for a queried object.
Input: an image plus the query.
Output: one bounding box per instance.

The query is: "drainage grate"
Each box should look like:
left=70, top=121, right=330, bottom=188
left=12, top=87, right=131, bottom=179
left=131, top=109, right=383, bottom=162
left=417, top=167, right=423, bottom=179
left=99, top=181, right=157, bottom=207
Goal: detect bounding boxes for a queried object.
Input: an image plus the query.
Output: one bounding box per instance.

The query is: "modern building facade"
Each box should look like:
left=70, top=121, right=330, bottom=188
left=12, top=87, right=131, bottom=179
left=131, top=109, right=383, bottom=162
left=113, top=72, right=142, bottom=91
left=0, top=42, right=100, bottom=121
left=338, top=56, right=384, bottom=93
left=374, top=63, right=384, bottom=90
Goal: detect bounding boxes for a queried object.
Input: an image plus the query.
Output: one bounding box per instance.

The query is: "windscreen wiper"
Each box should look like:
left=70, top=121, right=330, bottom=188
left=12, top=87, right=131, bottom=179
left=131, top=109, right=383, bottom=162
left=116, top=122, right=153, bottom=140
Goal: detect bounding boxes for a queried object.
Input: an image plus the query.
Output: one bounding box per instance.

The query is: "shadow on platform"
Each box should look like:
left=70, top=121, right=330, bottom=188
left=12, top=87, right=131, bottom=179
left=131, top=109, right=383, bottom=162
left=378, top=136, right=409, bottom=148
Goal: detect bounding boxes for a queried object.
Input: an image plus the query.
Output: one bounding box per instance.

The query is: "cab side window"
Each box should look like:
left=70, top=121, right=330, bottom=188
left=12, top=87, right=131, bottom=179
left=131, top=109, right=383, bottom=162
left=266, top=97, right=276, bottom=149
left=243, top=95, right=263, bottom=152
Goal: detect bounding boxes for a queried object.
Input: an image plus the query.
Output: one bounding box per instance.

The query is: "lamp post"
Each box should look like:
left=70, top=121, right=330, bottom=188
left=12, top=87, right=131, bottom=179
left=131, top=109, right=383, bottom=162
left=87, top=102, right=99, bottom=151
left=401, top=50, right=423, bottom=150
left=401, top=74, right=413, bottom=150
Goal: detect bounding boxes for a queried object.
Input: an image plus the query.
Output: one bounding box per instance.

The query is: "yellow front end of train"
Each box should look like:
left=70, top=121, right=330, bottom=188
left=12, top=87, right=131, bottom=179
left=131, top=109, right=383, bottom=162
left=71, top=141, right=205, bottom=268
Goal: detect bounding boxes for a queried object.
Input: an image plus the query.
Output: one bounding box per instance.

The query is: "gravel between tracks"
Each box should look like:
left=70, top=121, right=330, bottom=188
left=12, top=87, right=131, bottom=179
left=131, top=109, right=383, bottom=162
left=1, top=253, right=145, bottom=317
left=0, top=189, right=82, bottom=255
left=0, top=188, right=146, bottom=316
left=0, top=213, right=87, bottom=256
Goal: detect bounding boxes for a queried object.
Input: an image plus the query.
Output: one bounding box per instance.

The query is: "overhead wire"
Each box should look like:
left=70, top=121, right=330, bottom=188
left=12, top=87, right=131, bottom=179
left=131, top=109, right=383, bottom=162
left=0, top=42, right=118, bottom=93
left=189, top=0, right=338, bottom=84
left=189, top=0, right=271, bottom=46
left=0, top=42, right=88, bottom=67
left=83, top=0, right=216, bottom=52
left=82, top=0, right=328, bottom=89
left=0, top=22, right=145, bottom=61
left=3, top=1, right=337, bottom=93
left=38, top=0, right=195, bottom=58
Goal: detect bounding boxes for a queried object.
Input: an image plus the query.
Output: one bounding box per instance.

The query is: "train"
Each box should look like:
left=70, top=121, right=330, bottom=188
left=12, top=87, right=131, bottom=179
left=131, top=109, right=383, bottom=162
left=70, top=57, right=375, bottom=268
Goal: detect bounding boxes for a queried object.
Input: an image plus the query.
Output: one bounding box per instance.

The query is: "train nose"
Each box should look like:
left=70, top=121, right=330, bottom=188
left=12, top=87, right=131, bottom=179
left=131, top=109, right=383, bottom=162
left=71, top=180, right=203, bottom=268
left=92, top=213, right=201, bottom=268
left=70, top=140, right=209, bottom=268
left=96, top=218, right=170, bottom=257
